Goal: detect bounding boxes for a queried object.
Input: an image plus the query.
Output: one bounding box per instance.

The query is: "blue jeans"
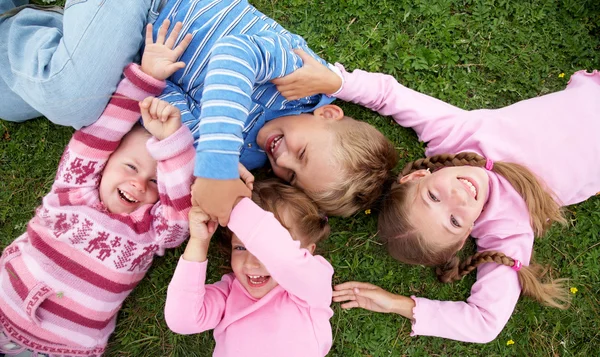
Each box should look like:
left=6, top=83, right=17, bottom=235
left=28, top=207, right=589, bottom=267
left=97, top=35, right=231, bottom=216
left=0, top=0, right=163, bottom=128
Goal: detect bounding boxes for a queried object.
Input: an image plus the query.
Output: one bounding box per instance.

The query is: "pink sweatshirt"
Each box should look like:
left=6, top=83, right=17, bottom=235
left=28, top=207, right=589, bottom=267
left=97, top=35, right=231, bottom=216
left=335, top=65, right=600, bottom=343
left=164, top=198, right=334, bottom=357
left=0, top=64, right=195, bottom=356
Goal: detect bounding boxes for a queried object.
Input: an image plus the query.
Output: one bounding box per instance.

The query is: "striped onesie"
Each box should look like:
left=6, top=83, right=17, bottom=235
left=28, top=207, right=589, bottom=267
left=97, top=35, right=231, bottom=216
left=0, top=64, right=195, bottom=356
left=154, top=0, right=335, bottom=179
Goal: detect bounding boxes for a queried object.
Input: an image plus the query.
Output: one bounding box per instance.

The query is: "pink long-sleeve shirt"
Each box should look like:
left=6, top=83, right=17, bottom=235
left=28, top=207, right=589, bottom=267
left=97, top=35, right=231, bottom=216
left=164, top=198, right=334, bottom=356
left=335, top=65, right=600, bottom=343
left=0, top=64, right=195, bottom=356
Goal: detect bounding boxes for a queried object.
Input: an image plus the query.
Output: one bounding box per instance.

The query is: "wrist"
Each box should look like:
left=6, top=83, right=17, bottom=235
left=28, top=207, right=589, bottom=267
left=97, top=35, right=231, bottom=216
left=390, top=294, right=415, bottom=319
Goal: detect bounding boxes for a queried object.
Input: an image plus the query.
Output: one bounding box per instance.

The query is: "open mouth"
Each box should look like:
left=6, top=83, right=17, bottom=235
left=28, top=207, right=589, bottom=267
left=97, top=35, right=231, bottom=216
left=266, top=135, right=283, bottom=157
left=118, top=188, right=139, bottom=204
left=458, top=178, right=478, bottom=199
left=247, top=275, right=270, bottom=288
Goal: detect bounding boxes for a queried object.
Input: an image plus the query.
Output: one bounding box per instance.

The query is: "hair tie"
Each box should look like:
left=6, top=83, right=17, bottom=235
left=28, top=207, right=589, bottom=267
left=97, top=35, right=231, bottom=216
left=511, top=259, right=522, bottom=271
left=324, top=216, right=329, bottom=223
left=485, top=158, right=494, bottom=171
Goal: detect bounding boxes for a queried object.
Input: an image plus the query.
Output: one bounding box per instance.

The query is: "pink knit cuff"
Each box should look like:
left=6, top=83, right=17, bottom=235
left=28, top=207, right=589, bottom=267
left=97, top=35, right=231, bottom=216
left=124, top=63, right=166, bottom=96
left=146, top=125, right=194, bottom=161
left=409, top=295, right=419, bottom=337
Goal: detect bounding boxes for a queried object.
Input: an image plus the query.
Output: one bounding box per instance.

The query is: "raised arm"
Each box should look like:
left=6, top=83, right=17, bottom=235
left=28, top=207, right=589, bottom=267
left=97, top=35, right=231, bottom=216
left=52, top=64, right=165, bottom=190
left=228, top=198, right=333, bottom=308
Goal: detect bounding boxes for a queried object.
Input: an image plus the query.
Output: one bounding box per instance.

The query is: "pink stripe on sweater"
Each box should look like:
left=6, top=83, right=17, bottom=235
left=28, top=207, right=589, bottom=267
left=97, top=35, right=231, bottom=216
left=124, top=64, right=165, bottom=96
left=41, top=300, right=113, bottom=330
left=72, top=131, right=120, bottom=152
left=29, top=228, right=138, bottom=294
left=5, top=262, right=27, bottom=300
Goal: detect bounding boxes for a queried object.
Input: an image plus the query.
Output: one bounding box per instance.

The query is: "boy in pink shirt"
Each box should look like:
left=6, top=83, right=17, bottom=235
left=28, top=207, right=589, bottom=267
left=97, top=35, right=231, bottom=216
left=165, top=179, right=333, bottom=357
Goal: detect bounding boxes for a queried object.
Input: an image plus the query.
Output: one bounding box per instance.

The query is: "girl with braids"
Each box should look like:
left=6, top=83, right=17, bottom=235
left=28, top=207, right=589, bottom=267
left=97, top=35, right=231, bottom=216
left=164, top=179, right=334, bottom=357
left=273, top=50, right=600, bottom=343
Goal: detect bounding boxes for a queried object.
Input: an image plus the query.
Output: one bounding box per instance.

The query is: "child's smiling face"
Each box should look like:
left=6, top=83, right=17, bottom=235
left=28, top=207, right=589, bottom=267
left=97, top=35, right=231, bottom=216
left=256, top=105, right=343, bottom=193
left=99, top=128, right=159, bottom=214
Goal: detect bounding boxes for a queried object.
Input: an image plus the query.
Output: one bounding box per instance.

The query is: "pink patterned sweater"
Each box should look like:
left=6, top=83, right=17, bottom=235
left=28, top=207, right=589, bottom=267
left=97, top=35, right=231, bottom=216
left=0, top=64, right=195, bottom=356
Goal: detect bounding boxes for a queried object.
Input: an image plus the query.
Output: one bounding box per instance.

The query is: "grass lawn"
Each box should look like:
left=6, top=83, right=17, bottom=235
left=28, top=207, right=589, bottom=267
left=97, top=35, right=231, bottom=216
left=2, top=0, right=600, bottom=356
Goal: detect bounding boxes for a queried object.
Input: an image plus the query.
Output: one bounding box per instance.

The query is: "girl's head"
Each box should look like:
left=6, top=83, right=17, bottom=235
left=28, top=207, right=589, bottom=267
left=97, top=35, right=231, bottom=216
left=378, top=152, right=568, bottom=308
left=256, top=104, right=398, bottom=217
left=99, top=124, right=158, bottom=214
left=229, top=179, right=330, bottom=298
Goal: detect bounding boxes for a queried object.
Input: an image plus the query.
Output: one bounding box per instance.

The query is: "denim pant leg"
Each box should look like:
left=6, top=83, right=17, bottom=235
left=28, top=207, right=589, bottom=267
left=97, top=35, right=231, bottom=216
left=0, top=0, right=159, bottom=129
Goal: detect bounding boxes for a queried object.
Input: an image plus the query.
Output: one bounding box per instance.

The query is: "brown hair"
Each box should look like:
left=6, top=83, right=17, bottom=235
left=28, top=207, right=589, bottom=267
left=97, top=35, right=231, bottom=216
left=378, top=152, right=569, bottom=308
left=307, top=118, right=398, bottom=217
left=251, top=179, right=330, bottom=246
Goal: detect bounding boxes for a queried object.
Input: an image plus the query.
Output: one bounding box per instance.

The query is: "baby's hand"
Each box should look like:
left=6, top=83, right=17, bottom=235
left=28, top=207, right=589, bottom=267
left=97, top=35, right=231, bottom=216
left=141, top=19, right=193, bottom=80
left=139, top=97, right=182, bottom=140
left=271, top=49, right=342, bottom=100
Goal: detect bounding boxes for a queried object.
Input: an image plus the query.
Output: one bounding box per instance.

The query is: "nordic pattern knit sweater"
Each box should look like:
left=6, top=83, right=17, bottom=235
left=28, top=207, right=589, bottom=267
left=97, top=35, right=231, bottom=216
left=0, top=64, right=195, bottom=356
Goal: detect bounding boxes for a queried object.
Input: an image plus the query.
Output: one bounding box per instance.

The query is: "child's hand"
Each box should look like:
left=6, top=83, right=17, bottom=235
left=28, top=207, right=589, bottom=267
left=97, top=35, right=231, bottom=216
left=333, top=281, right=404, bottom=314
left=182, top=207, right=216, bottom=263
left=191, top=177, right=252, bottom=227
left=141, top=19, right=193, bottom=80
left=188, top=207, right=217, bottom=241
left=272, top=49, right=342, bottom=100
left=139, top=97, right=182, bottom=140
left=238, top=163, right=254, bottom=191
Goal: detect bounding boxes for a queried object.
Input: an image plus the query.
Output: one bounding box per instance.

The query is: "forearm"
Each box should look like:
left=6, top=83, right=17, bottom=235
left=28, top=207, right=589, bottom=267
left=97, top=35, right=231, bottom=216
left=182, top=237, right=210, bottom=263
left=390, top=295, right=416, bottom=319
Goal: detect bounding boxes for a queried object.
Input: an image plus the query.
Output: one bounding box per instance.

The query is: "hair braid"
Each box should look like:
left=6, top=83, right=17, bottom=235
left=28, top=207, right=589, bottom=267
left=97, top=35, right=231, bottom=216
left=436, top=251, right=570, bottom=309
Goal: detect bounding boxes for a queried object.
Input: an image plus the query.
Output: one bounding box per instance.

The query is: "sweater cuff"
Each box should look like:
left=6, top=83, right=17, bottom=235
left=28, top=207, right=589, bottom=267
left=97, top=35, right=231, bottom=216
left=228, top=198, right=267, bottom=242
left=409, top=295, right=419, bottom=337
left=124, top=63, right=166, bottom=97
left=169, top=257, right=208, bottom=291
left=328, top=63, right=345, bottom=97
left=147, top=126, right=194, bottom=161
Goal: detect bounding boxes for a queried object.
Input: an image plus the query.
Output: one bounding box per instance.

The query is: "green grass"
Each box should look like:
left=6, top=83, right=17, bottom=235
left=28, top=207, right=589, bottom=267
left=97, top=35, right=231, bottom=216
left=2, top=0, right=600, bottom=356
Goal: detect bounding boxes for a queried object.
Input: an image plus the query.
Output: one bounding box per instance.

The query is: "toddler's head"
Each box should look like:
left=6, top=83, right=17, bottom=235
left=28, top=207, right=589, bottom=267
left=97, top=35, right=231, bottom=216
left=256, top=104, right=398, bottom=217
left=229, top=179, right=330, bottom=299
left=99, top=124, right=158, bottom=214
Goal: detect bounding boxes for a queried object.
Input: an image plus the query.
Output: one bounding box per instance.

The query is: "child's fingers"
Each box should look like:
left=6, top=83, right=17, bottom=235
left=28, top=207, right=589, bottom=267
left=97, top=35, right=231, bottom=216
left=149, top=98, right=161, bottom=119
left=174, top=33, right=193, bottom=57
left=340, top=301, right=360, bottom=310
left=145, top=23, right=154, bottom=45
left=166, top=62, right=186, bottom=76
left=160, top=103, right=177, bottom=122
left=293, top=48, right=313, bottom=63
left=189, top=206, right=210, bottom=222
left=334, top=281, right=375, bottom=291
left=207, top=220, right=218, bottom=234
left=156, top=19, right=170, bottom=44
left=164, top=21, right=183, bottom=49
left=332, top=293, right=356, bottom=303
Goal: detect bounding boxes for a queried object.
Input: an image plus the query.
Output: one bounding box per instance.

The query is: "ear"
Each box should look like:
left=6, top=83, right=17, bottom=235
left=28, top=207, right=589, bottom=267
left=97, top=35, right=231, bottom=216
left=398, top=169, right=430, bottom=184
left=313, top=104, right=344, bottom=121
left=304, top=243, right=316, bottom=255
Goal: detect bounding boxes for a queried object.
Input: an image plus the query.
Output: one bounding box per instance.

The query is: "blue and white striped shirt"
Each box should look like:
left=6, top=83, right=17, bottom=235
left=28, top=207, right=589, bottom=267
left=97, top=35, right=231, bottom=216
left=155, top=0, right=335, bottom=179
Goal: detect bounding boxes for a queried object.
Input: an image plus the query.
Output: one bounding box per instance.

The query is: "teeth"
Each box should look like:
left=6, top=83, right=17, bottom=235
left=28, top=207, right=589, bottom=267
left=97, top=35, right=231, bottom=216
left=459, top=179, right=477, bottom=198
left=118, top=189, right=139, bottom=203
left=270, top=136, right=282, bottom=153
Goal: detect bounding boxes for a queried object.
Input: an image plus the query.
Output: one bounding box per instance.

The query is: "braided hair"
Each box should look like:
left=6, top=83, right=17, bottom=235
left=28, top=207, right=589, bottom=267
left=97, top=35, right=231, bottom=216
left=378, top=152, right=569, bottom=308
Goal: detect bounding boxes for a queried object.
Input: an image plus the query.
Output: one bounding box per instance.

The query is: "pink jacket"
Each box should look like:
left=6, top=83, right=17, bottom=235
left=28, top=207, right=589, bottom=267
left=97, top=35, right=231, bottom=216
left=336, top=65, right=600, bottom=342
left=0, top=64, right=195, bottom=356
left=165, top=198, right=334, bottom=356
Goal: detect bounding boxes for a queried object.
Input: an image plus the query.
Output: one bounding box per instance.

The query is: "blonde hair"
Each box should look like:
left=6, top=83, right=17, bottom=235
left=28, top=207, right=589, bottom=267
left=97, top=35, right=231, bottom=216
left=378, top=152, right=569, bottom=309
left=307, top=117, right=398, bottom=217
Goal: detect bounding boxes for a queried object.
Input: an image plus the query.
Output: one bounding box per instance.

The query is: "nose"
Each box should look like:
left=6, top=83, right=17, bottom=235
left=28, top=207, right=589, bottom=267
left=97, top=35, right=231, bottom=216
left=450, top=186, right=468, bottom=206
left=244, top=253, right=261, bottom=269
left=130, top=177, right=147, bottom=193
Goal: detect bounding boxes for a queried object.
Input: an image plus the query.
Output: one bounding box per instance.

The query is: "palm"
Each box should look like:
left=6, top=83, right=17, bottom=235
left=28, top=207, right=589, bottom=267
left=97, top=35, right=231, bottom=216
left=141, top=20, right=192, bottom=80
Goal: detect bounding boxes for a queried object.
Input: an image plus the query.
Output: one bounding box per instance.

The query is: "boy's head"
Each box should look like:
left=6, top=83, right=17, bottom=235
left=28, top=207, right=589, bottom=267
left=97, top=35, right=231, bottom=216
left=230, top=179, right=330, bottom=299
left=99, top=124, right=158, bottom=214
left=256, top=104, right=398, bottom=217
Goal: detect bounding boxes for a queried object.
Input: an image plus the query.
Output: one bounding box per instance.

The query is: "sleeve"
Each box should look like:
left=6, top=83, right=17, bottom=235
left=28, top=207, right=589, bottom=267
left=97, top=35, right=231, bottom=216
left=333, top=64, right=469, bottom=147
left=146, top=125, right=195, bottom=248
left=410, top=228, right=533, bottom=343
left=228, top=198, right=334, bottom=308
left=164, top=258, right=233, bottom=334
left=52, top=63, right=165, bottom=190
left=194, top=32, right=316, bottom=180
left=159, top=81, right=199, bottom=137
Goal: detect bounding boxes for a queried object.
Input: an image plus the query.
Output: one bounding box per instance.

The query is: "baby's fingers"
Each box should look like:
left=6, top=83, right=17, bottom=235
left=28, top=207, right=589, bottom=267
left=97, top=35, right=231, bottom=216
left=139, top=97, right=154, bottom=120
left=174, top=33, right=193, bottom=57
left=144, top=23, right=154, bottom=46
left=158, top=102, right=177, bottom=122
left=156, top=19, right=170, bottom=44
left=164, top=21, right=183, bottom=49
left=148, top=97, right=161, bottom=119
